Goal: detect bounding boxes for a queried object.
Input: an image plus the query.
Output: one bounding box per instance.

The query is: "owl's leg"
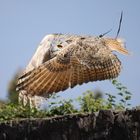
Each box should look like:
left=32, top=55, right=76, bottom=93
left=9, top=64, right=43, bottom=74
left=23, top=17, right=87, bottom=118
left=18, top=91, right=45, bottom=109
left=27, top=95, right=43, bottom=109
left=33, top=96, right=45, bottom=109
left=27, top=96, right=39, bottom=109
left=18, top=91, right=34, bottom=108
left=18, top=90, right=28, bottom=106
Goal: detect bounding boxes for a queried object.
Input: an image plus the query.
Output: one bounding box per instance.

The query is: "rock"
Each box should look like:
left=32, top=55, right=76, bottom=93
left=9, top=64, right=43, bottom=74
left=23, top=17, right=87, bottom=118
left=0, top=110, right=140, bottom=140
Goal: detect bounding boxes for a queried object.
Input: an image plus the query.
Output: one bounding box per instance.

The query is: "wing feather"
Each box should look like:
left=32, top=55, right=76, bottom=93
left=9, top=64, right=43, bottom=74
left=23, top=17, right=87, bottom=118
left=17, top=66, right=47, bottom=91
left=17, top=36, right=122, bottom=97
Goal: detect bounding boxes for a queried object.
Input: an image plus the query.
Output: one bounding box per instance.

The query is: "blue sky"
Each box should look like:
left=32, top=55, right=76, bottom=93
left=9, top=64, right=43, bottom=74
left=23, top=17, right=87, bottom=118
left=0, top=0, right=140, bottom=106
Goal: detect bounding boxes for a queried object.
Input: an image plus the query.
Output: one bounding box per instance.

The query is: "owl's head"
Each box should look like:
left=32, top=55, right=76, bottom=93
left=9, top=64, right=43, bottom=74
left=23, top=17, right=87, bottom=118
left=42, top=34, right=66, bottom=58
left=28, top=34, right=66, bottom=69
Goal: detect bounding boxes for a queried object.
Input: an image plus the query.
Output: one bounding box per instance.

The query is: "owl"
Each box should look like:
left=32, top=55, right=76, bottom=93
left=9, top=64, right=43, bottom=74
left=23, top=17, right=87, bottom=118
left=17, top=34, right=129, bottom=107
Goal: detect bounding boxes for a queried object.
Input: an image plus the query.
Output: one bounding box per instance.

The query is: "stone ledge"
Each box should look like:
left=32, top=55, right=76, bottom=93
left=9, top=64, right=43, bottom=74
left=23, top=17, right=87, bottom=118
left=0, top=109, right=140, bottom=140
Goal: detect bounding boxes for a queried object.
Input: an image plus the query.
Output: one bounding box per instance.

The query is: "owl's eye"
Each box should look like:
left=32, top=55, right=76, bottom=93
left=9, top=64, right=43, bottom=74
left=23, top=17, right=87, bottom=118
left=57, top=44, right=63, bottom=48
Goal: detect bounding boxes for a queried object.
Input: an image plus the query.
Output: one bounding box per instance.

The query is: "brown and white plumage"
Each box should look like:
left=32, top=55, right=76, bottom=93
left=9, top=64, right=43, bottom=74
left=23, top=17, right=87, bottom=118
left=17, top=34, right=129, bottom=107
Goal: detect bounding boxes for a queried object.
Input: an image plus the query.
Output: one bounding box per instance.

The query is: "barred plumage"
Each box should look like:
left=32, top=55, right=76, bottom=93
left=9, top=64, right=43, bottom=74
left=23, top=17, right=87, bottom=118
left=17, top=34, right=129, bottom=107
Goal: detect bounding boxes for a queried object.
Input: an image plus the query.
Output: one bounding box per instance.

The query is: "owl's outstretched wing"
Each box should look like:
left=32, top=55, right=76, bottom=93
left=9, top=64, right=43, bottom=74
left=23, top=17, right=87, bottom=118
left=17, top=37, right=122, bottom=97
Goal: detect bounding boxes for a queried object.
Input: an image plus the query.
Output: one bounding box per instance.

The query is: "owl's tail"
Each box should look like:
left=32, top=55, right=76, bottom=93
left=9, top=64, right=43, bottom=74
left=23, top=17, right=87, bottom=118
left=105, top=38, right=129, bottom=55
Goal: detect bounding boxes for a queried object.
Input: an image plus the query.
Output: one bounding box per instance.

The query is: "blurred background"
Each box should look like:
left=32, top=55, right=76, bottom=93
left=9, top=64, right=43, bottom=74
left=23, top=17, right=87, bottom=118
left=0, top=0, right=140, bottom=106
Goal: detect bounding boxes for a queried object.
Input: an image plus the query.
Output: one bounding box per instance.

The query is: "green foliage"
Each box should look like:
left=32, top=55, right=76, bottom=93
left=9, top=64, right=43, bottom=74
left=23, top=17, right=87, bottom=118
left=0, top=79, right=132, bottom=122
left=7, top=70, right=21, bottom=104
left=0, top=100, right=5, bottom=108
left=0, top=101, right=78, bottom=122
left=47, top=99, right=78, bottom=116
left=77, top=79, right=132, bottom=112
left=105, top=79, right=132, bottom=110
left=0, top=103, right=48, bottom=122
left=105, top=93, right=116, bottom=109
left=77, top=90, right=107, bottom=112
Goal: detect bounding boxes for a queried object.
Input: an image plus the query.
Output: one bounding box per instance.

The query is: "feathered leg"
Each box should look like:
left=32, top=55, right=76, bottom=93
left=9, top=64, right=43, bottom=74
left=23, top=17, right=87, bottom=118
left=18, top=90, right=28, bottom=106
left=18, top=90, right=41, bottom=108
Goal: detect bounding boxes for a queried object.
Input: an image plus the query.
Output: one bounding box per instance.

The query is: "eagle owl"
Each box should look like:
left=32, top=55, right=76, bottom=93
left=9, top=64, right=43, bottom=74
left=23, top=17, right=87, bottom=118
left=17, top=34, right=129, bottom=107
